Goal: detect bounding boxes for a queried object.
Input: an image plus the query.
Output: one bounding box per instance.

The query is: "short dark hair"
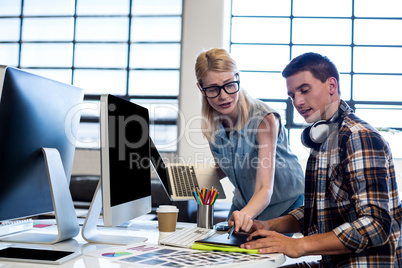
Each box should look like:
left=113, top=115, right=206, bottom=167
left=282, top=52, right=340, bottom=93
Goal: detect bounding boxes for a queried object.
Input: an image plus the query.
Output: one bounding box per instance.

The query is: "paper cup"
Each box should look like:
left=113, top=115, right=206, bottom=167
left=157, top=205, right=179, bottom=232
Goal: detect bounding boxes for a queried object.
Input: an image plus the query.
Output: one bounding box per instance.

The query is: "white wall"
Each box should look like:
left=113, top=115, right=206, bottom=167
left=177, top=0, right=231, bottom=164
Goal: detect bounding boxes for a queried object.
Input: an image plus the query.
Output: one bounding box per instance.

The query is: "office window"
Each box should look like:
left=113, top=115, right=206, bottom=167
left=0, top=0, right=182, bottom=151
left=231, top=0, right=402, bottom=158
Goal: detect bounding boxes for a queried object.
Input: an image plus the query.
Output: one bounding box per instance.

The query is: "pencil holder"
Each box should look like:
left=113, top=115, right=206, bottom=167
left=197, top=204, right=214, bottom=229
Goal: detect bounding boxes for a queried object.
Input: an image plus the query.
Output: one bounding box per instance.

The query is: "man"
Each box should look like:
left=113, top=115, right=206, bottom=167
left=240, top=52, right=402, bottom=267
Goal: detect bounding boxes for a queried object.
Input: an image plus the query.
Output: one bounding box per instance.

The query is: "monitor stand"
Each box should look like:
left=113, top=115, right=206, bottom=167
left=1, top=148, right=80, bottom=244
left=81, top=180, right=148, bottom=245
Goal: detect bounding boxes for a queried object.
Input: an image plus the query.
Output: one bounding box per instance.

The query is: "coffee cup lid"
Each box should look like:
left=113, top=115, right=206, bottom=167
left=156, top=205, right=179, bottom=213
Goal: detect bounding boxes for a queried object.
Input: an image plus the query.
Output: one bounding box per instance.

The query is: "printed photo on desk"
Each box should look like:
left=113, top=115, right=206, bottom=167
left=87, top=242, right=282, bottom=267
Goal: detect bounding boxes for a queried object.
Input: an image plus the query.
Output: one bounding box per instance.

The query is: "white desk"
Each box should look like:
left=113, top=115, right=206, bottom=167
left=0, top=219, right=285, bottom=268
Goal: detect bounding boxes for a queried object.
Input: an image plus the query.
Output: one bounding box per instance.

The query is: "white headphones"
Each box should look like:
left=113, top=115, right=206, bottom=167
left=301, top=102, right=348, bottom=150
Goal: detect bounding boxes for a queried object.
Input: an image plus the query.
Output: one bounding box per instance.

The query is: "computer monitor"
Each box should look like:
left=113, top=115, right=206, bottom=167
left=82, top=94, right=152, bottom=245
left=0, top=65, right=83, bottom=243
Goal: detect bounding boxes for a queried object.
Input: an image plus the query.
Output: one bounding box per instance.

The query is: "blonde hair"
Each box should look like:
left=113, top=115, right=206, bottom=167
left=195, top=48, right=253, bottom=142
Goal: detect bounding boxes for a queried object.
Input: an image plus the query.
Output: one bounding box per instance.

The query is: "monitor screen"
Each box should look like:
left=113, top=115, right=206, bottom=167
left=100, top=94, right=152, bottom=227
left=0, top=66, right=83, bottom=222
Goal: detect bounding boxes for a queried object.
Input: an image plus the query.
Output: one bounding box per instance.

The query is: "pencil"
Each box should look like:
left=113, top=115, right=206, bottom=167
left=228, top=224, right=235, bottom=239
left=193, top=190, right=202, bottom=205
left=205, top=190, right=210, bottom=205
left=212, top=191, right=219, bottom=205
left=196, top=188, right=203, bottom=205
left=208, top=187, right=214, bottom=205
left=209, top=190, right=217, bottom=204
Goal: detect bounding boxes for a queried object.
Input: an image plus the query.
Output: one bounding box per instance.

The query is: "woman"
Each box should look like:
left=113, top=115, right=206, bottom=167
left=195, top=48, right=305, bottom=233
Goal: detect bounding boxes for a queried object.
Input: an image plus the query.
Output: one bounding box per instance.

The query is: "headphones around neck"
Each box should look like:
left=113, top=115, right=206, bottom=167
left=301, top=102, right=348, bottom=150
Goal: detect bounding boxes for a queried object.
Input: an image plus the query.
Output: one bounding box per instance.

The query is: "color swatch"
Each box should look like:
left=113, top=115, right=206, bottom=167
left=102, top=252, right=132, bottom=258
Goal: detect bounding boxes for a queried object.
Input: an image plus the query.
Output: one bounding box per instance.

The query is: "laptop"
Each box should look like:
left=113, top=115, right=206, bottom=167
left=149, top=138, right=226, bottom=201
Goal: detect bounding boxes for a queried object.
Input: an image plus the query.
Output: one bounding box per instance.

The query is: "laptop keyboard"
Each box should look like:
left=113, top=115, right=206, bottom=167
left=171, top=165, right=199, bottom=197
left=158, top=227, right=216, bottom=248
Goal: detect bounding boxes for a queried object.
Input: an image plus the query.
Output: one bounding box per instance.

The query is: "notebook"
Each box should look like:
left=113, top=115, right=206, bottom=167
left=149, top=138, right=226, bottom=201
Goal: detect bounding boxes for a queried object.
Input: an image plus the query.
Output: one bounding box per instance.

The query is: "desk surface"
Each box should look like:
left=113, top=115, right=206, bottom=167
left=0, top=219, right=285, bottom=268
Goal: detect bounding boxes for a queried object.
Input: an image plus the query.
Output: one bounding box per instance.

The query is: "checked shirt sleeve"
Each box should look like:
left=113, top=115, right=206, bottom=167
left=288, top=206, right=305, bottom=232
left=332, top=124, right=394, bottom=254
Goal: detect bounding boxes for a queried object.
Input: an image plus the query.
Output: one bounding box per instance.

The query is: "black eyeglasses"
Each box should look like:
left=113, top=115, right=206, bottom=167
left=201, top=80, right=240, bottom=98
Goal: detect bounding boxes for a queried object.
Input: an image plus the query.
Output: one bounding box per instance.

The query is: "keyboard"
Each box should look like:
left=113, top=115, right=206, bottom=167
left=171, top=165, right=199, bottom=197
left=0, top=219, right=33, bottom=237
left=158, top=226, right=216, bottom=248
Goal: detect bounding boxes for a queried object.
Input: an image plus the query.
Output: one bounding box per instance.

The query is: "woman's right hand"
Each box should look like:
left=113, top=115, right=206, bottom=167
left=228, top=210, right=254, bottom=233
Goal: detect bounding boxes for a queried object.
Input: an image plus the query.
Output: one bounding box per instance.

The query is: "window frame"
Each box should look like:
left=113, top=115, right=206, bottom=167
left=229, top=0, right=402, bottom=154
left=0, top=0, right=183, bottom=151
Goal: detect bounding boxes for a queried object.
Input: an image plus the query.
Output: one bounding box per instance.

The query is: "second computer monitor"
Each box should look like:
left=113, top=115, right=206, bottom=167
left=100, top=94, right=152, bottom=227
left=82, top=94, right=152, bottom=244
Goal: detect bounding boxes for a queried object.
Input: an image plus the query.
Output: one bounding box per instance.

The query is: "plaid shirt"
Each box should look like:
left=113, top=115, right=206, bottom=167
left=290, top=101, right=402, bottom=267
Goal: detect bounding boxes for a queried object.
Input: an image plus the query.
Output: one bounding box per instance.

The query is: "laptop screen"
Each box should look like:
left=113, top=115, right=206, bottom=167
left=149, top=138, right=171, bottom=198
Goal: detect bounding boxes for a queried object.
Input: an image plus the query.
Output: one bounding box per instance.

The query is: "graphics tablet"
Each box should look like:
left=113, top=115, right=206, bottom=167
left=195, top=233, right=263, bottom=247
